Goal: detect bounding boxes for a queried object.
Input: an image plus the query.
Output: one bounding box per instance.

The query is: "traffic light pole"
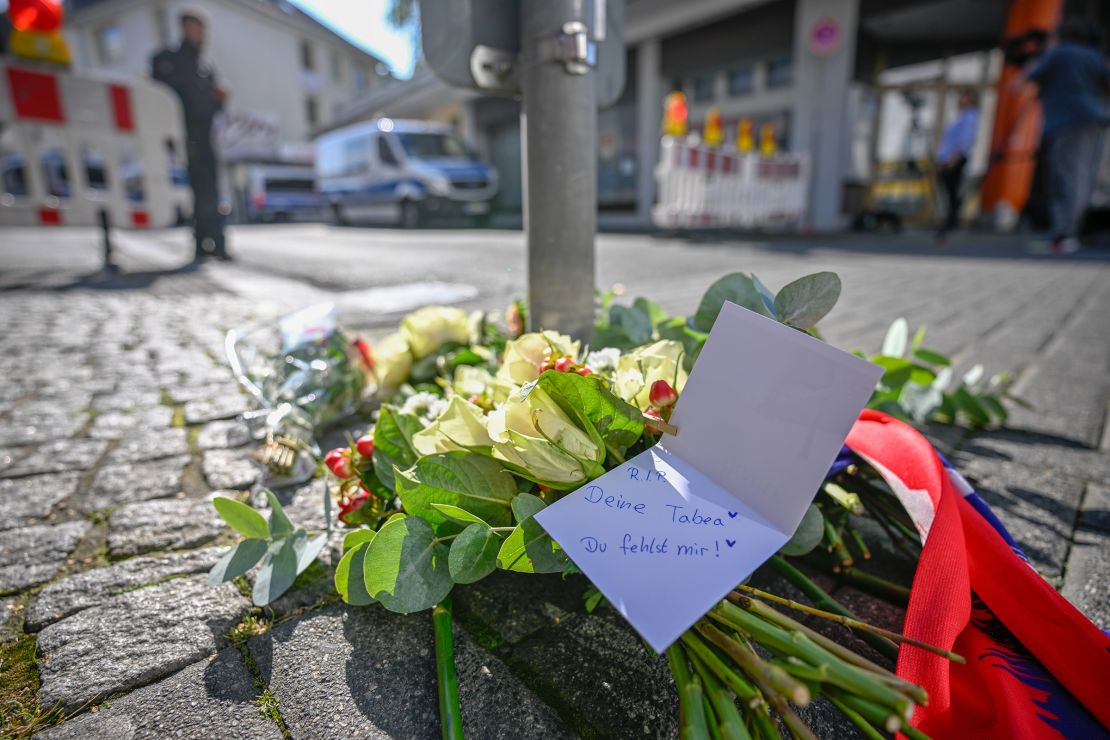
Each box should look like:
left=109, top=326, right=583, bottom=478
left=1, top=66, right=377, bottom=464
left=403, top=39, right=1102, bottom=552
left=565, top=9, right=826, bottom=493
left=520, top=0, right=597, bottom=341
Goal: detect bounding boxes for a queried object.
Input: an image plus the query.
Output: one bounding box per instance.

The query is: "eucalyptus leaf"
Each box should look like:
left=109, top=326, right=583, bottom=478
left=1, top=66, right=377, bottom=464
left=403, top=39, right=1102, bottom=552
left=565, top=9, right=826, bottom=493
left=448, top=523, right=501, bottom=584
left=511, top=491, right=546, bottom=522
left=633, top=296, right=670, bottom=328
left=979, top=395, right=1009, bottom=423
left=772, top=272, right=841, bottom=328
left=881, top=318, right=909, bottom=358
left=212, top=497, right=269, bottom=540
left=954, top=387, right=990, bottom=426
left=872, top=356, right=913, bottom=389
left=362, top=515, right=453, bottom=613
left=265, top=489, right=294, bottom=537
left=292, top=531, right=328, bottom=574
left=610, top=305, right=653, bottom=346
left=207, top=538, right=268, bottom=585
left=395, top=451, right=516, bottom=528
left=537, top=370, right=644, bottom=459
left=252, top=536, right=298, bottom=606
left=750, top=274, right=779, bottom=318
left=779, top=505, right=825, bottom=556
left=343, top=528, right=376, bottom=553
left=498, top=493, right=566, bottom=573
left=694, top=272, right=773, bottom=330
left=335, top=541, right=375, bottom=606
left=372, top=405, right=423, bottom=491
left=430, top=503, right=492, bottom=528
left=913, top=348, right=950, bottom=367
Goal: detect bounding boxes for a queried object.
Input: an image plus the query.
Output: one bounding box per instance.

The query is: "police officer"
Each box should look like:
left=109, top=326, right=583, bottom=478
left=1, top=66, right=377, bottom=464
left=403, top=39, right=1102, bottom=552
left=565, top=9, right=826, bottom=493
left=151, top=10, right=231, bottom=261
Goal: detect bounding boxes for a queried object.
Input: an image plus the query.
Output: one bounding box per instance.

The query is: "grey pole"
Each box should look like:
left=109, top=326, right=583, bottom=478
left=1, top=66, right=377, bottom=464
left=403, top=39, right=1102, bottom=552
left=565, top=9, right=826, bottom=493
left=520, top=0, right=597, bottom=341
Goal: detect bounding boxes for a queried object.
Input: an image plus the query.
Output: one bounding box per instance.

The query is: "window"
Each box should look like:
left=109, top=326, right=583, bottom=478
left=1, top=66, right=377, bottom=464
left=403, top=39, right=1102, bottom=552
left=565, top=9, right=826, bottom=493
left=766, top=58, right=794, bottom=89
left=40, top=147, right=70, bottom=198
left=330, top=51, right=343, bottom=82
left=82, top=147, right=109, bottom=190
left=397, top=132, right=469, bottom=159
left=300, top=40, right=315, bottom=70
left=691, top=74, right=716, bottom=102
left=377, top=137, right=399, bottom=167
left=342, top=136, right=370, bottom=175
left=96, top=24, right=125, bottom=64
left=727, top=65, right=754, bottom=97
left=305, top=96, right=318, bottom=127
left=1, top=128, right=28, bottom=197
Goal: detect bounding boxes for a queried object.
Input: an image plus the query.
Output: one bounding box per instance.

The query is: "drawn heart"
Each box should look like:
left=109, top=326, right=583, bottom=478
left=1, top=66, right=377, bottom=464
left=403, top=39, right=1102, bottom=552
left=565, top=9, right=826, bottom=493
left=726, top=539, right=736, bottom=548
left=728, top=512, right=737, bottom=519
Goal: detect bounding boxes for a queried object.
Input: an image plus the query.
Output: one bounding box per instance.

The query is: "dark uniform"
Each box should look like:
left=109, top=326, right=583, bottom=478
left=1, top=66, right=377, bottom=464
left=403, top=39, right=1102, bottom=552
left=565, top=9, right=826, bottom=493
left=151, top=42, right=228, bottom=260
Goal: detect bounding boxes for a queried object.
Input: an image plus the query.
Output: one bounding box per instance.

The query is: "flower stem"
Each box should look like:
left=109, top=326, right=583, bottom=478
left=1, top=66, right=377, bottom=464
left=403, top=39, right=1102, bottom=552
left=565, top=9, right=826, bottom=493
left=838, top=566, right=911, bottom=607
left=733, top=587, right=964, bottom=663
left=667, top=644, right=712, bottom=740
left=432, top=596, right=464, bottom=740
left=685, top=643, right=753, bottom=740
left=825, top=694, right=887, bottom=740
left=679, top=632, right=779, bottom=739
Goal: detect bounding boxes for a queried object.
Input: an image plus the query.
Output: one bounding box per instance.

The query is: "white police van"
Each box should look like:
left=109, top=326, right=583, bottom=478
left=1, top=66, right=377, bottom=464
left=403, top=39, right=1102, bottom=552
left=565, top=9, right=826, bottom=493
left=315, top=118, right=498, bottom=228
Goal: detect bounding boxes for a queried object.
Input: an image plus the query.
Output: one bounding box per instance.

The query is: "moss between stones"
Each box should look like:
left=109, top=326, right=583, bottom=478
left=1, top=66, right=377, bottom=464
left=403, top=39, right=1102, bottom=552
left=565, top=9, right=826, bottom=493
left=0, top=634, right=63, bottom=738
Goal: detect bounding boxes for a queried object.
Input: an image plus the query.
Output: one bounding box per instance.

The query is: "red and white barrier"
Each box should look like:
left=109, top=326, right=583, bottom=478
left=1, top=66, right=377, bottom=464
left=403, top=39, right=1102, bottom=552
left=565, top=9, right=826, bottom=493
left=653, top=137, right=808, bottom=230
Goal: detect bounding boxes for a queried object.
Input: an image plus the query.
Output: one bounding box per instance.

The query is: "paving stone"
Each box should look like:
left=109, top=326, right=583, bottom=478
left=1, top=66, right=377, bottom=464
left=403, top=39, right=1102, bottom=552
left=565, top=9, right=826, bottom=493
left=250, top=604, right=573, bottom=739
left=184, top=395, right=251, bottom=425
left=26, top=547, right=224, bottom=631
left=953, top=457, right=1084, bottom=578
left=203, top=449, right=259, bottom=490
left=90, top=390, right=164, bottom=413
left=1080, top=482, right=1110, bottom=533
left=1008, top=363, right=1110, bottom=448
left=108, top=496, right=226, bottom=558
left=454, top=569, right=587, bottom=646
left=37, top=576, right=248, bottom=713
left=0, top=413, right=87, bottom=446
left=169, top=383, right=235, bottom=405
left=0, top=472, right=80, bottom=531
left=89, top=407, right=175, bottom=440
left=103, top=428, right=190, bottom=465
left=0, top=521, right=89, bottom=593
left=197, top=419, right=252, bottom=450
left=86, top=455, right=189, bottom=510
left=1061, top=527, right=1110, bottom=630
left=507, top=604, right=680, bottom=738
left=38, top=647, right=281, bottom=740
left=0, top=439, right=108, bottom=479
left=8, top=393, right=94, bottom=419
left=960, top=429, right=1110, bottom=487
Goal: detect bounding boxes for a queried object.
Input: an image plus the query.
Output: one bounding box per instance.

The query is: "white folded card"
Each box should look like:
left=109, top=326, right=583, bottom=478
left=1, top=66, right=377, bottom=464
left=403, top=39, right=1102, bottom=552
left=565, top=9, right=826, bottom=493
left=535, top=301, right=883, bottom=652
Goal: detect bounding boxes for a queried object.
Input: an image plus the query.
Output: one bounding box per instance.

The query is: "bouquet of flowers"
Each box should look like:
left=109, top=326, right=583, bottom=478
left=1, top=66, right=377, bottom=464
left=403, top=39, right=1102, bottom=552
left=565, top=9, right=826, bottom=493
left=207, top=271, right=1023, bottom=739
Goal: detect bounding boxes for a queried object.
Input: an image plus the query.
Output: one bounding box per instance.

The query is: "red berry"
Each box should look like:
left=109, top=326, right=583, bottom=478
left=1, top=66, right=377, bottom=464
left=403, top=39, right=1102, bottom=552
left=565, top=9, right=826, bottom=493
left=555, top=356, right=574, bottom=373
left=576, top=366, right=593, bottom=376
left=324, top=448, right=352, bottom=478
left=644, top=408, right=663, bottom=420
left=352, top=338, right=375, bottom=369
left=649, top=379, right=677, bottom=408
left=355, top=434, right=375, bottom=458
left=338, top=490, right=371, bottom=525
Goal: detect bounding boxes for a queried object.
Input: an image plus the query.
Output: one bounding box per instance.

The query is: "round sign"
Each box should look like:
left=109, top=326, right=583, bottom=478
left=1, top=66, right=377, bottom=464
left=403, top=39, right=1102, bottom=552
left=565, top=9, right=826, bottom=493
left=810, top=18, right=841, bottom=56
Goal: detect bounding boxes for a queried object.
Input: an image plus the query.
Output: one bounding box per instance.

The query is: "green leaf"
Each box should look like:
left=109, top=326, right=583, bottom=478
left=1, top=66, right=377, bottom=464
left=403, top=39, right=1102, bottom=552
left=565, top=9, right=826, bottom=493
left=292, top=531, right=328, bottom=574
left=448, top=523, right=501, bottom=584
left=779, top=505, right=824, bottom=556
left=265, top=489, right=294, bottom=537
left=610, top=305, right=653, bottom=346
left=372, top=405, right=424, bottom=492
left=979, top=395, right=1009, bottom=424
left=430, top=503, right=491, bottom=528
left=872, top=356, right=913, bottom=389
left=537, top=370, right=644, bottom=460
left=394, top=451, right=516, bottom=529
left=750, top=273, right=779, bottom=318
left=253, top=536, right=298, bottom=606
left=953, top=387, right=991, bottom=427
left=694, top=273, right=772, bottom=331
left=910, top=325, right=928, bottom=352
left=335, top=541, right=375, bottom=606
left=772, top=272, right=841, bottom=329
left=363, top=515, right=453, bottom=613
left=908, top=364, right=937, bottom=386
left=343, top=528, right=376, bottom=553
left=657, top=318, right=707, bottom=372
left=633, top=296, right=670, bottom=328
left=881, top=318, right=909, bottom=358
left=498, top=493, right=566, bottom=574
left=962, top=364, right=984, bottom=387
left=207, top=538, right=268, bottom=585
left=912, top=348, right=950, bottom=367
left=212, top=496, right=270, bottom=540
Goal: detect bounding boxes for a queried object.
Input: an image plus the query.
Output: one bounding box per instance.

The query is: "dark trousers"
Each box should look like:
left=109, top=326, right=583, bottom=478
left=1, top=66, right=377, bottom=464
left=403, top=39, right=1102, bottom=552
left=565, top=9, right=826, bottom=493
left=186, top=141, right=226, bottom=259
left=937, top=155, right=967, bottom=236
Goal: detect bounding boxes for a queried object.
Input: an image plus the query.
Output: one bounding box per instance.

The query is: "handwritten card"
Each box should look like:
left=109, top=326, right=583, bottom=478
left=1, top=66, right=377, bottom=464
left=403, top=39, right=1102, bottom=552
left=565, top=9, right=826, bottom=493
left=535, top=302, right=882, bottom=652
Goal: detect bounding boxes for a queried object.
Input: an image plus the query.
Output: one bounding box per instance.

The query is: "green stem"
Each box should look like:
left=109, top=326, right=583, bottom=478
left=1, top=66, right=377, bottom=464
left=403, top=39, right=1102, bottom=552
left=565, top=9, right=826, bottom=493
left=769, top=557, right=899, bottom=661
left=839, top=567, right=911, bottom=607
left=826, top=695, right=887, bottom=740
left=685, top=643, right=753, bottom=740
left=679, top=632, right=780, bottom=739
left=433, top=597, right=464, bottom=740
left=667, top=644, right=712, bottom=740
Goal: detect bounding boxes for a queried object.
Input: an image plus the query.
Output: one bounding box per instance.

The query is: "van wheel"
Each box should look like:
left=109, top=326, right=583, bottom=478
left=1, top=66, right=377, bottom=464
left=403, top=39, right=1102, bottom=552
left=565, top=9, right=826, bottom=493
left=399, top=200, right=420, bottom=229
left=331, top=203, right=348, bottom=226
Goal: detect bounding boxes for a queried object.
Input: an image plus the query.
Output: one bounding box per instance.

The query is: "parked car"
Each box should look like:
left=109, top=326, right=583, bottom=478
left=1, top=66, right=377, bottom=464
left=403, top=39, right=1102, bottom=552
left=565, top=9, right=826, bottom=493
left=243, top=164, right=323, bottom=223
left=315, top=118, right=498, bottom=227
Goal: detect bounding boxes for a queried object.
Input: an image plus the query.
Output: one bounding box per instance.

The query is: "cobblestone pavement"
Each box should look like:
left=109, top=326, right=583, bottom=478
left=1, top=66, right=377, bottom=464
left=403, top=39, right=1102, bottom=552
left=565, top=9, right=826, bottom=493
left=0, top=226, right=1107, bottom=738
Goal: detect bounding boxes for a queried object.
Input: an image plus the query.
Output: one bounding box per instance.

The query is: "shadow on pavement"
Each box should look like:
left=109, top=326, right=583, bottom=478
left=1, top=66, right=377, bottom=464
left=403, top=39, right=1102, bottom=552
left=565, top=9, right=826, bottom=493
left=1, top=261, right=204, bottom=292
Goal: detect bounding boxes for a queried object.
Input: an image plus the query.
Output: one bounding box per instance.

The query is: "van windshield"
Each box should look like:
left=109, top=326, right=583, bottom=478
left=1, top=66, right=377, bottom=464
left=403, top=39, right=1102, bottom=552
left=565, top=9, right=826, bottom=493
left=397, top=132, right=470, bottom=160
left=265, top=178, right=316, bottom=192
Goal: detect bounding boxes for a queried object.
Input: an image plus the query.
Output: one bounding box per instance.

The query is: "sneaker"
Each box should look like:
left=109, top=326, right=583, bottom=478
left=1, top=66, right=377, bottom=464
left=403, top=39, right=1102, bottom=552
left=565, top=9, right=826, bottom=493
left=1051, top=238, right=1080, bottom=255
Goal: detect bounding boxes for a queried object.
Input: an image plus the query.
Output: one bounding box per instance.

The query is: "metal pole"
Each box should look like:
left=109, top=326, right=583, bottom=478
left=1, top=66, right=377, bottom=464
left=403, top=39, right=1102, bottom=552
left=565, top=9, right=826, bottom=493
left=98, top=208, right=119, bottom=273
left=520, top=0, right=597, bottom=341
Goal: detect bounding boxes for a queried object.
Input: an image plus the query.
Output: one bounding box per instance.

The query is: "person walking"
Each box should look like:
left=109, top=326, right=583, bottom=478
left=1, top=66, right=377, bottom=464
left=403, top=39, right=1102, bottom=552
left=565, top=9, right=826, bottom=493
left=1023, top=18, right=1110, bottom=255
left=151, top=9, right=231, bottom=262
left=935, top=89, right=980, bottom=243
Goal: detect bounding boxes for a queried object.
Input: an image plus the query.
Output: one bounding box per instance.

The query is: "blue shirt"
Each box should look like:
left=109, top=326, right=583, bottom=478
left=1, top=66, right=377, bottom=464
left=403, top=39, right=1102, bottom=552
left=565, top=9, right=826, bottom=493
left=937, top=107, right=979, bottom=163
left=1028, top=42, right=1110, bottom=137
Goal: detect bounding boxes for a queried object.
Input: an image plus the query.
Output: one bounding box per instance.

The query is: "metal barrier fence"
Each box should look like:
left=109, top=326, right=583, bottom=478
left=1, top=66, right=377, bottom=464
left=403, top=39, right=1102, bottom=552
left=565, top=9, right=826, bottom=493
left=653, top=137, right=809, bottom=230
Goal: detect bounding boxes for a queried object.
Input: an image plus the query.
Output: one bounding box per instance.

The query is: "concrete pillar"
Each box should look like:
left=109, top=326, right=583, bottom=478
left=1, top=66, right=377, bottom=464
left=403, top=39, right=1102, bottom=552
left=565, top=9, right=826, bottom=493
left=635, top=38, right=662, bottom=225
left=791, top=0, right=859, bottom=231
